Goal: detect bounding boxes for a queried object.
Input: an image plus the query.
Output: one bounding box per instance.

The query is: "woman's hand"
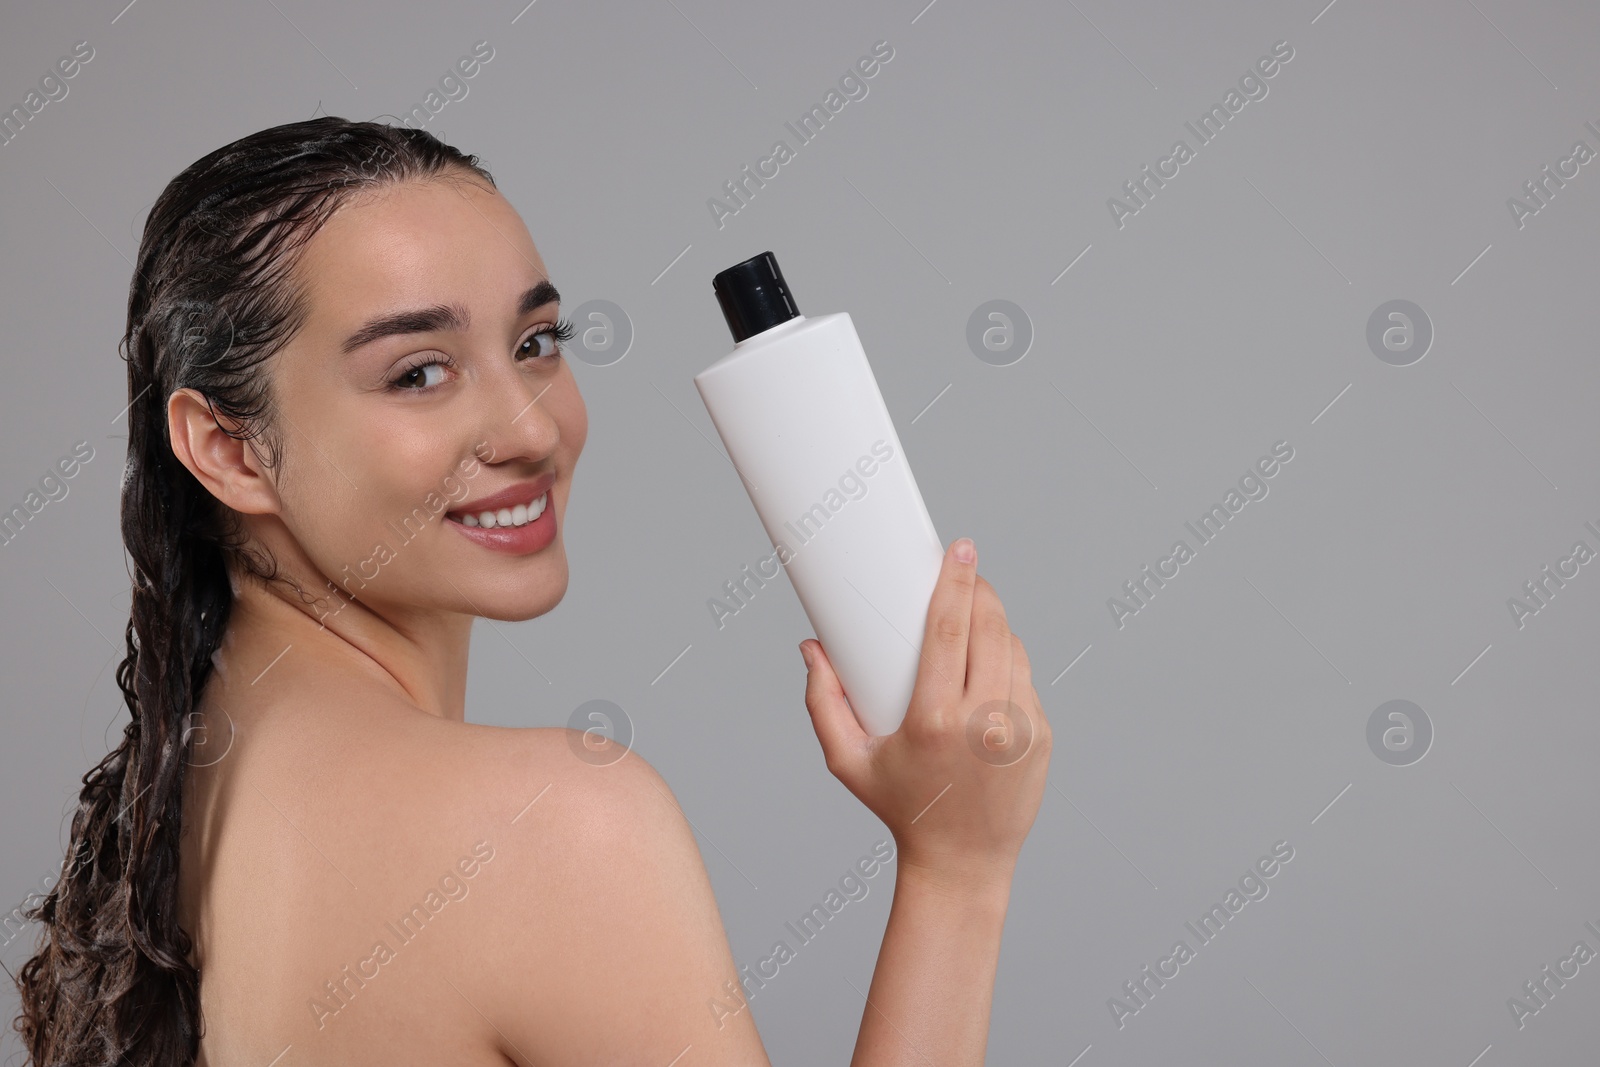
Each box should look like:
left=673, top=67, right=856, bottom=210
left=800, top=537, right=1052, bottom=896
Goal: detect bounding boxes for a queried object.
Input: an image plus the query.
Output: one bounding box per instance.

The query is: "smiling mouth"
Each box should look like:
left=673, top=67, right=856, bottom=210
left=448, top=491, right=549, bottom=529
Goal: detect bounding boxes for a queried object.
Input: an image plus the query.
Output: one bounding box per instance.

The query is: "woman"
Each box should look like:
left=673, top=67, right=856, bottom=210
left=10, top=117, right=1051, bottom=1066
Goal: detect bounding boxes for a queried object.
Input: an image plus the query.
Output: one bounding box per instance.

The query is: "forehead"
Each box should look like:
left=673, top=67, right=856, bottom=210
left=296, top=177, right=547, bottom=320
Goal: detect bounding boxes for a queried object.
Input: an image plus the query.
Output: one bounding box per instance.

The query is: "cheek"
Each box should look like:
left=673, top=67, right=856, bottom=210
left=275, top=476, right=374, bottom=573
left=276, top=431, right=442, bottom=570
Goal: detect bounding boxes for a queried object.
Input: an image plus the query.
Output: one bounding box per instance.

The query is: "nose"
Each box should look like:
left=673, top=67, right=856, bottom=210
left=471, top=362, right=561, bottom=469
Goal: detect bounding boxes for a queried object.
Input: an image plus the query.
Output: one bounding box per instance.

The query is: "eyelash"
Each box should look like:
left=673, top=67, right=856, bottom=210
left=387, top=316, right=575, bottom=393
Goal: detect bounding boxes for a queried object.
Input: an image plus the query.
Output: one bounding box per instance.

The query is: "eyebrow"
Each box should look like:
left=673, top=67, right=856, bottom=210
left=340, top=279, right=561, bottom=355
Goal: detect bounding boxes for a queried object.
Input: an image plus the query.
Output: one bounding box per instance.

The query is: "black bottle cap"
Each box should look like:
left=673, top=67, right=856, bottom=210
left=713, top=251, right=800, bottom=343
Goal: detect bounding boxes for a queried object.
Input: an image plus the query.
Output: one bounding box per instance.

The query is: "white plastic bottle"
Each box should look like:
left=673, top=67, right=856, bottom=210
left=694, top=251, right=945, bottom=736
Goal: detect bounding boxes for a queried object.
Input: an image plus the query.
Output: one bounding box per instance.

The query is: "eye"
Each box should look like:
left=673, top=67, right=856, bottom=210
left=518, top=316, right=575, bottom=363
left=388, top=354, right=457, bottom=392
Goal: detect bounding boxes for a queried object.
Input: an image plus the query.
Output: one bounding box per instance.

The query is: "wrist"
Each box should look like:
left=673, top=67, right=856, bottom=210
left=895, top=850, right=1016, bottom=905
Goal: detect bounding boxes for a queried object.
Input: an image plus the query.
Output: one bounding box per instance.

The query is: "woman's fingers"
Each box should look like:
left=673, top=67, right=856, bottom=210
left=911, top=539, right=979, bottom=712
left=967, top=575, right=1013, bottom=698
left=800, top=639, right=865, bottom=782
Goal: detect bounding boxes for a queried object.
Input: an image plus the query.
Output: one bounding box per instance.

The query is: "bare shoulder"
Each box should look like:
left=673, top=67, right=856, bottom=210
left=186, top=682, right=658, bottom=1049
left=186, top=673, right=771, bottom=1064
left=433, top=723, right=774, bottom=1066
left=380, top=713, right=678, bottom=851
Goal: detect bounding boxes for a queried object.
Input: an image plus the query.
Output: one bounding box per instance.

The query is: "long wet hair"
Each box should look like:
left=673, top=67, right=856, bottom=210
left=8, top=116, right=495, bottom=1066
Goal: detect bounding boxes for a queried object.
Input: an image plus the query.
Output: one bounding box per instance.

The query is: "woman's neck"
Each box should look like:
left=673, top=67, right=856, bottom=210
left=224, top=564, right=474, bottom=722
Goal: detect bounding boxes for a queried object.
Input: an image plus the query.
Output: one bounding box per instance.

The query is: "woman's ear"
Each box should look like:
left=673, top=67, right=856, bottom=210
left=166, top=387, right=281, bottom=515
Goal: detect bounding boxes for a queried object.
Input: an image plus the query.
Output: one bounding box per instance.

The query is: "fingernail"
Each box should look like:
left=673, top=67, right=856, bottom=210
left=954, top=538, right=975, bottom=563
left=799, top=641, right=813, bottom=669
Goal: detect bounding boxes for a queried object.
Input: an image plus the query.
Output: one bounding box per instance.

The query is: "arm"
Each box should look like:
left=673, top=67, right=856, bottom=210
left=851, top=864, right=1014, bottom=1067
left=799, top=537, right=1053, bottom=1067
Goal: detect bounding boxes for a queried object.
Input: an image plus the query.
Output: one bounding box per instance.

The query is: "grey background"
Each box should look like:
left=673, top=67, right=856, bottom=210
left=3, top=0, right=1598, bottom=1063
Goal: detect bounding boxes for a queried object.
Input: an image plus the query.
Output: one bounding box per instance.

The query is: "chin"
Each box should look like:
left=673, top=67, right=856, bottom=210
left=483, top=557, right=569, bottom=622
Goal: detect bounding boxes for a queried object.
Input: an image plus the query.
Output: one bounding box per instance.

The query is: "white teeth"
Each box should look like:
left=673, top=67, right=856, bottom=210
left=460, top=492, right=547, bottom=530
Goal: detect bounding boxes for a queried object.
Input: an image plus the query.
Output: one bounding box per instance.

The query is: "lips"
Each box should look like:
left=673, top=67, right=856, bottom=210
left=447, top=471, right=556, bottom=520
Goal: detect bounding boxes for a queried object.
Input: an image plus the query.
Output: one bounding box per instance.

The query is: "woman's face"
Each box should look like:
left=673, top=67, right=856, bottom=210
left=258, top=174, right=586, bottom=625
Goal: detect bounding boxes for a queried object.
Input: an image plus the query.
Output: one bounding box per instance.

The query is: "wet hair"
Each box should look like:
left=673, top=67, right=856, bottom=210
left=8, top=116, right=495, bottom=1066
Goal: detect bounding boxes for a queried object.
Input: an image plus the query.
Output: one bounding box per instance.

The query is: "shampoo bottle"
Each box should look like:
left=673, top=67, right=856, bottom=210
left=694, top=251, right=944, bottom=736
